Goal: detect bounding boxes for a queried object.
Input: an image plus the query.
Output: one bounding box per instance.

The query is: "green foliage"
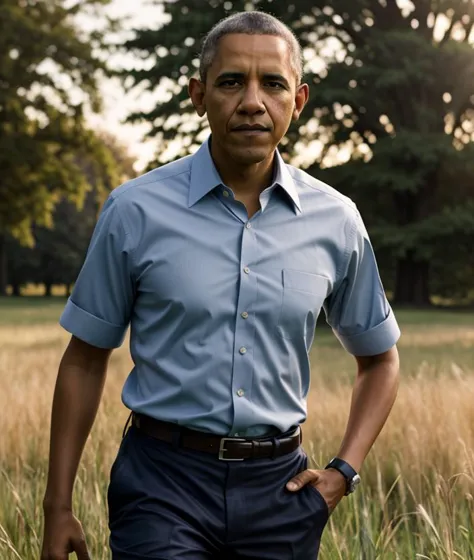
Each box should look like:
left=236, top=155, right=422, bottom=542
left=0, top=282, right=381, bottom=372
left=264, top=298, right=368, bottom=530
left=0, top=0, right=116, bottom=243
left=121, top=0, right=474, bottom=304
left=5, top=132, right=136, bottom=294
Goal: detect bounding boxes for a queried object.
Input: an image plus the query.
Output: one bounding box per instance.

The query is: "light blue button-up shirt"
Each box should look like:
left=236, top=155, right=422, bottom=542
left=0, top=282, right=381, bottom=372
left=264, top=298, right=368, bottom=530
left=60, top=137, right=400, bottom=437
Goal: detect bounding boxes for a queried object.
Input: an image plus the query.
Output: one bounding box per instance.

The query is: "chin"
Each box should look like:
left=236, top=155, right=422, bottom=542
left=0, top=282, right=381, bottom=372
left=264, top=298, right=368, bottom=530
left=230, top=145, right=273, bottom=165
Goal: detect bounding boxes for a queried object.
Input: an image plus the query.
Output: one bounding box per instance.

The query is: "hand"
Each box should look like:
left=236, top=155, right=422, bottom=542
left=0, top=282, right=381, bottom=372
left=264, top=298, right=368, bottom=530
left=41, top=506, right=91, bottom=560
left=286, top=467, right=347, bottom=513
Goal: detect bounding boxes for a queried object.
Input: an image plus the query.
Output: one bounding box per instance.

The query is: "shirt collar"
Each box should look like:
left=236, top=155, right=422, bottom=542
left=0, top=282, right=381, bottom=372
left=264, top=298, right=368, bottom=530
left=272, top=149, right=302, bottom=214
left=188, top=136, right=302, bottom=214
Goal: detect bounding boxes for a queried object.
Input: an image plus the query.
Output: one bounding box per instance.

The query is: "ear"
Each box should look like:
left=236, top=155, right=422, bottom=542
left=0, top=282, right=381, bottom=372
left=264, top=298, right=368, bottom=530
left=188, top=77, right=207, bottom=117
left=292, top=83, right=309, bottom=121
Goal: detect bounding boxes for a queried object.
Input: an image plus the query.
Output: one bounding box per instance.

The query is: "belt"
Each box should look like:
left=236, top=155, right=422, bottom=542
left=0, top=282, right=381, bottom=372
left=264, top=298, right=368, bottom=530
left=131, top=413, right=302, bottom=461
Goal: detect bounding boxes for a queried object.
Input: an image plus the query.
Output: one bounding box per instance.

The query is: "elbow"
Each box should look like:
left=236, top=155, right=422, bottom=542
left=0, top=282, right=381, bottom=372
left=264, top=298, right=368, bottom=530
left=355, top=344, right=400, bottom=374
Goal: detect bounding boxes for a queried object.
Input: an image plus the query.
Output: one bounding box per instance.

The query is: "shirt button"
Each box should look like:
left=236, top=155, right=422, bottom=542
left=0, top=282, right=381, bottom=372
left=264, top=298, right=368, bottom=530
left=223, top=190, right=230, bottom=197
left=245, top=222, right=252, bottom=229
left=239, top=347, right=247, bottom=355
left=241, top=311, right=249, bottom=319
left=237, top=389, right=245, bottom=397
left=243, top=267, right=250, bottom=274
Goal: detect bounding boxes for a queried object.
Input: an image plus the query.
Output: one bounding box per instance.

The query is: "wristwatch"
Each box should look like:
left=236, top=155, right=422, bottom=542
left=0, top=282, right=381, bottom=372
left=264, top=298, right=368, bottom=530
left=325, top=457, right=361, bottom=495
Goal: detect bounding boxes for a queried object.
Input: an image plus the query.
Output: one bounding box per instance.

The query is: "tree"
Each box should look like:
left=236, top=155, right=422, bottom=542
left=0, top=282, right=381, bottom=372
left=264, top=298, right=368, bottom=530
left=0, top=0, right=118, bottom=295
left=121, top=0, right=474, bottom=305
left=6, top=132, right=137, bottom=296
left=305, top=0, right=474, bottom=306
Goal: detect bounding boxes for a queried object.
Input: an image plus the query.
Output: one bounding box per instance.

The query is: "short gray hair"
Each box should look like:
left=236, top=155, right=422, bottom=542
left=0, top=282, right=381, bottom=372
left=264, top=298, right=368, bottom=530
left=199, top=11, right=303, bottom=84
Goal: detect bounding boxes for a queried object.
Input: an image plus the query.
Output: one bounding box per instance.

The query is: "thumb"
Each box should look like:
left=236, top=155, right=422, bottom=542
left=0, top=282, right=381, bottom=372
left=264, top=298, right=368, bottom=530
left=286, top=469, right=321, bottom=492
left=72, top=535, right=91, bottom=560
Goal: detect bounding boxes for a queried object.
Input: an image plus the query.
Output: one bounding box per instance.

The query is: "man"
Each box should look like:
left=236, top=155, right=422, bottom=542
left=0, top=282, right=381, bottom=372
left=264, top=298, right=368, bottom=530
left=41, top=10, right=400, bottom=560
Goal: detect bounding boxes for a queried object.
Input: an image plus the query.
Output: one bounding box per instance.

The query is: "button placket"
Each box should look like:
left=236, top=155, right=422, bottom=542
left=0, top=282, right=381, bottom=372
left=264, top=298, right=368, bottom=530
left=230, top=216, right=257, bottom=435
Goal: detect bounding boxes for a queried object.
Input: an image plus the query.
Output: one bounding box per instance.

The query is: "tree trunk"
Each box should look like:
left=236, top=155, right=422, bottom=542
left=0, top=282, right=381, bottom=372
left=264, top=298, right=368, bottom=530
left=0, top=234, right=7, bottom=297
left=394, top=251, right=431, bottom=306
left=44, top=282, right=52, bottom=297
left=66, top=283, right=72, bottom=297
left=12, top=283, right=21, bottom=297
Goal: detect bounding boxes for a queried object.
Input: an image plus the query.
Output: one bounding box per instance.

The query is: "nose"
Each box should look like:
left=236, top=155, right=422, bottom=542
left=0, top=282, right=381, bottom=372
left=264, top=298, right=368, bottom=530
left=237, top=81, right=266, bottom=116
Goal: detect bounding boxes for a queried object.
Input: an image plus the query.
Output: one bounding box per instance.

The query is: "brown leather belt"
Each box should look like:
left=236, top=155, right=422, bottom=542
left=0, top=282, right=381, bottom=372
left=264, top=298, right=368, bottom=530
left=131, top=413, right=302, bottom=461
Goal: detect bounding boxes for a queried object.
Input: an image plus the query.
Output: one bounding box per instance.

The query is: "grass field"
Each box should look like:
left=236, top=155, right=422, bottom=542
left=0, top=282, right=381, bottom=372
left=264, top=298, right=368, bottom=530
left=1, top=298, right=473, bottom=559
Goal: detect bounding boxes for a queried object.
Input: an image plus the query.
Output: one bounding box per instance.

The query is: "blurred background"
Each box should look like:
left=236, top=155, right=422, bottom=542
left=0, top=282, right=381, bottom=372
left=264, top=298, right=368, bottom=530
left=1, top=0, right=473, bottom=306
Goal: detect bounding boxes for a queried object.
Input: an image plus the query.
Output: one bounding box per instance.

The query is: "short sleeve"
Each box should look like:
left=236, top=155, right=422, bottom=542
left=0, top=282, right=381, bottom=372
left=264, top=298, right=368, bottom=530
left=324, top=210, right=400, bottom=356
left=59, top=195, right=135, bottom=349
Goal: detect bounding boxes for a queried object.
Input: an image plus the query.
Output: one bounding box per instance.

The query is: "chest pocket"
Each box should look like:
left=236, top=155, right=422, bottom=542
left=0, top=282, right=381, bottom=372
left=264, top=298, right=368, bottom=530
left=276, top=269, right=329, bottom=341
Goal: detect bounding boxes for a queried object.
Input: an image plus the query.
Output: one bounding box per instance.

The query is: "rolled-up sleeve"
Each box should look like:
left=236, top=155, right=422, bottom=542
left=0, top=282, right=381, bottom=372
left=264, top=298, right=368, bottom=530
left=324, top=209, right=400, bottom=356
left=60, top=195, right=135, bottom=349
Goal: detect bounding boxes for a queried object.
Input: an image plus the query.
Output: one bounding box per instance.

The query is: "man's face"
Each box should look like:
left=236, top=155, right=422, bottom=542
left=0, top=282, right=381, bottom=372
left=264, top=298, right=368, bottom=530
left=189, top=34, right=308, bottom=166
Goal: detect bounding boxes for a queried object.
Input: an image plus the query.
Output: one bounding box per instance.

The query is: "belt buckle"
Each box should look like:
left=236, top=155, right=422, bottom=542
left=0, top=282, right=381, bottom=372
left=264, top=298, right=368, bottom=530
left=218, top=437, right=246, bottom=461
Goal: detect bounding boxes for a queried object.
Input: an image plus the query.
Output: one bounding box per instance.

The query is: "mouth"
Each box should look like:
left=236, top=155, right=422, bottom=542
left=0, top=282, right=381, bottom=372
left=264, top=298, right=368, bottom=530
left=232, top=124, right=270, bottom=132
left=231, top=125, right=271, bottom=135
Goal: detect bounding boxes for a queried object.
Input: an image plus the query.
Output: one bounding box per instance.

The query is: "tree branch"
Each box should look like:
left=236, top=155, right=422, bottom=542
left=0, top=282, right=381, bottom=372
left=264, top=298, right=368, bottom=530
left=464, top=22, right=474, bottom=43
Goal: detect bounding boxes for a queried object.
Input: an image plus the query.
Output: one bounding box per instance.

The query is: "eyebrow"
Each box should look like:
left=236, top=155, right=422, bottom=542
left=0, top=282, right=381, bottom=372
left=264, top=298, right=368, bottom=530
left=215, top=71, right=290, bottom=88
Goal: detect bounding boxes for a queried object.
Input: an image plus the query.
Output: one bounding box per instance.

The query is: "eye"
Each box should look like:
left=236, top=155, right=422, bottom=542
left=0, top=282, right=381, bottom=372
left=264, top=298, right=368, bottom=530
left=266, top=81, right=285, bottom=89
left=219, top=79, right=241, bottom=87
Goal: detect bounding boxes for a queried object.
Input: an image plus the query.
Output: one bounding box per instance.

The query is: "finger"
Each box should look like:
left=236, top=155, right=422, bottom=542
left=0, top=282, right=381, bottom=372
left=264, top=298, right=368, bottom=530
left=286, top=469, right=321, bottom=491
left=72, top=535, right=91, bottom=560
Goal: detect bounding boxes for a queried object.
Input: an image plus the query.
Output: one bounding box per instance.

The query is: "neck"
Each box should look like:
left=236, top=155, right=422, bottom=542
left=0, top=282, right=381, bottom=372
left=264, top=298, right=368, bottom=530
left=210, top=143, right=275, bottom=199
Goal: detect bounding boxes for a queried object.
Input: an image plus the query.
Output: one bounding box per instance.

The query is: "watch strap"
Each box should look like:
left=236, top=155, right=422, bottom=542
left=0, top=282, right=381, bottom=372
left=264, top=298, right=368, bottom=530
left=324, top=457, right=358, bottom=494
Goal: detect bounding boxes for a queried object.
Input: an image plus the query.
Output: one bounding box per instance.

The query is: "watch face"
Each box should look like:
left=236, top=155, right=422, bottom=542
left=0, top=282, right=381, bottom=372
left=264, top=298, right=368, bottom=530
left=349, top=474, right=361, bottom=493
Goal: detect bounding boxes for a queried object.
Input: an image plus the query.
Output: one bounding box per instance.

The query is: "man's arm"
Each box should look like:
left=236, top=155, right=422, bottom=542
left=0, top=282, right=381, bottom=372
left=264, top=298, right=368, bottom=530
left=287, top=346, right=400, bottom=510
left=333, top=345, right=400, bottom=471
left=41, top=335, right=112, bottom=560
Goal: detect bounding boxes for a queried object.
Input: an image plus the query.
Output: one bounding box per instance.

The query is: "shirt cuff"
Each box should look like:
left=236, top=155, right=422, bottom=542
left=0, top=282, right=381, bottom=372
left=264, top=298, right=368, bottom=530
left=334, top=309, right=401, bottom=356
left=59, top=298, right=128, bottom=349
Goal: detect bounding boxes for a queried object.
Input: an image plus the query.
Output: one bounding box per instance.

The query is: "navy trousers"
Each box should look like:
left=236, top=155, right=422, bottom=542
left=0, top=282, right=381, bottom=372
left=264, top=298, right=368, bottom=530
left=107, top=426, right=329, bottom=559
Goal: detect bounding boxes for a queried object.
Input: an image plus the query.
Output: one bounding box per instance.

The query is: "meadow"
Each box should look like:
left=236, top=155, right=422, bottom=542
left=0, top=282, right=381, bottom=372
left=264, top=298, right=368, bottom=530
left=1, top=297, right=473, bottom=559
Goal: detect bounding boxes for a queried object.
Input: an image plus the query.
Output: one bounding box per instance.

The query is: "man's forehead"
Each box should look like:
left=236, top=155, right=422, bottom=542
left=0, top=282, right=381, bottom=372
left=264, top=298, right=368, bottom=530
left=212, top=33, right=292, bottom=72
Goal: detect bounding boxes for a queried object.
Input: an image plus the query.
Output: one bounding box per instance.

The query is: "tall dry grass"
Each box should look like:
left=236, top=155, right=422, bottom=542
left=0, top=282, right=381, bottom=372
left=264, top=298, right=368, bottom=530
left=1, top=316, right=474, bottom=559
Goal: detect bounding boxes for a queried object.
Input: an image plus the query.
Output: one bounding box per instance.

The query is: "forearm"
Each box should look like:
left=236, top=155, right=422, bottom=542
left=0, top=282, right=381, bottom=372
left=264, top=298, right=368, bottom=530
left=43, top=337, right=110, bottom=511
left=336, top=347, right=400, bottom=472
